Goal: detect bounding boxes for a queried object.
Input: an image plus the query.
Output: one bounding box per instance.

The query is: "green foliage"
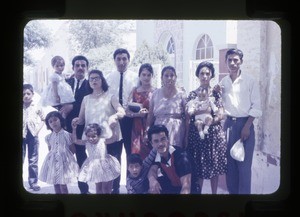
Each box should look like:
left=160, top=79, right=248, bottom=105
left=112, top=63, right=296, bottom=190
left=131, top=41, right=170, bottom=66
left=68, top=20, right=135, bottom=72
left=23, top=20, right=52, bottom=65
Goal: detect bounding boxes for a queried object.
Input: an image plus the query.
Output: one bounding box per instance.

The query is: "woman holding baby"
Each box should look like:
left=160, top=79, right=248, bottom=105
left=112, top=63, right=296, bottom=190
left=185, top=61, right=227, bottom=194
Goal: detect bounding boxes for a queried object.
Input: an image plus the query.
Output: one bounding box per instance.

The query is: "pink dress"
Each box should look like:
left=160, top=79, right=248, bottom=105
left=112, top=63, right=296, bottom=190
left=151, top=88, right=187, bottom=148
left=130, top=87, right=155, bottom=159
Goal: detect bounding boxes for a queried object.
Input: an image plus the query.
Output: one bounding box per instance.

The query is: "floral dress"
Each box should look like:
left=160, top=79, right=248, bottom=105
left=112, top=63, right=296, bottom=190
left=151, top=88, right=186, bottom=148
left=186, top=88, right=227, bottom=179
left=131, top=87, right=154, bottom=159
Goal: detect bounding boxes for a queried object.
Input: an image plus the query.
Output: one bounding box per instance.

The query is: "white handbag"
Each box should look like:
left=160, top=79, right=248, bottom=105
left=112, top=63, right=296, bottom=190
left=230, top=140, right=245, bottom=161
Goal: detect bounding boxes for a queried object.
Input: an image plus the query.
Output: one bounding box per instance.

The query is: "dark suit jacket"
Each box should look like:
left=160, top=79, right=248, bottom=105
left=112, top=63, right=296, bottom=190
left=65, top=77, right=91, bottom=133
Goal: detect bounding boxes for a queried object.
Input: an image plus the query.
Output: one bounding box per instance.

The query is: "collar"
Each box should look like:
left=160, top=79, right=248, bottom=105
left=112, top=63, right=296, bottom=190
left=53, top=128, right=64, bottom=135
left=155, top=145, right=176, bottom=166
left=23, top=101, right=35, bottom=109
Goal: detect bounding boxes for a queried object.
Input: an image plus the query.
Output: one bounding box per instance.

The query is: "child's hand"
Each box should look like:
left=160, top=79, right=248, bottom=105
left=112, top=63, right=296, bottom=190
left=71, top=118, right=79, bottom=129
left=60, top=103, right=73, bottom=116
left=213, top=84, right=223, bottom=93
left=55, top=95, right=61, bottom=103
left=108, top=115, right=118, bottom=128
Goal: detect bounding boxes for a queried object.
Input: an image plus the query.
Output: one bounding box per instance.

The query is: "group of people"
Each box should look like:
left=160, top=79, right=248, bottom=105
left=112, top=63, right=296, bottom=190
left=22, top=48, right=262, bottom=194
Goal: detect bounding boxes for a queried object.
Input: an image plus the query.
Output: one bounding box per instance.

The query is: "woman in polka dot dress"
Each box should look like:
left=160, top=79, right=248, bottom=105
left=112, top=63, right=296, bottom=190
left=185, top=61, right=227, bottom=194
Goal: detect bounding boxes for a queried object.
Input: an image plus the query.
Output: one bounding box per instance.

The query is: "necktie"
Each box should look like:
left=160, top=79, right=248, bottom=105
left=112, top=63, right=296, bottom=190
left=119, top=73, right=123, bottom=105
left=75, top=79, right=80, bottom=93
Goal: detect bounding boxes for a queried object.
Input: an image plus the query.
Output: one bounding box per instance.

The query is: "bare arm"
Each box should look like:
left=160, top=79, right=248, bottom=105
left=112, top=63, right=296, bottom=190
left=71, top=119, right=86, bottom=145
left=179, top=173, right=191, bottom=194
left=145, top=93, right=155, bottom=132
left=147, top=164, right=161, bottom=194
left=36, top=108, right=45, bottom=136
left=184, top=109, right=190, bottom=148
left=76, top=96, right=87, bottom=125
left=109, top=94, right=126, bottom=125
left=60, top=103, right=73, bottom=116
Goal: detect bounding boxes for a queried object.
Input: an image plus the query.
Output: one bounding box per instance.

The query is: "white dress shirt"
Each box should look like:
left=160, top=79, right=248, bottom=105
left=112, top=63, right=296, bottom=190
left=106, top=69, right=139, bottom=109
left=23, top=102, right=44, bottom=138
left=219, top=72, right=262, bottom=118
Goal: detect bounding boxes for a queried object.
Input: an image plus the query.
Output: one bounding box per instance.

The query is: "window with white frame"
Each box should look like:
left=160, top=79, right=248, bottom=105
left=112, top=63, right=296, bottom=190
left=167, top=37, right=175, bottom=54
left=196, top=34, right=213, bottom=60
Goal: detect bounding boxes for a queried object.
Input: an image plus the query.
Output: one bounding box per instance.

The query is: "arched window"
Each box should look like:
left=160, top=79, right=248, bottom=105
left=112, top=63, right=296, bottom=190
left=167, top=37, right=175, bottom=54
left=196, top=34, right=213, bottom=60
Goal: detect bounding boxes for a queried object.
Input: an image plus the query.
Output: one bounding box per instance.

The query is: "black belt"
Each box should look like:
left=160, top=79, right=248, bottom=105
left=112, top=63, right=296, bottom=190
left=227, top=116, right=248, bottom=121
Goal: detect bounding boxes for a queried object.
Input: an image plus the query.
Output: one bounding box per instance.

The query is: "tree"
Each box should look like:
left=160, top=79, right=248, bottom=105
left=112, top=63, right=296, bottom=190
left=23, top=20, right=52, bottom=66
left=131, top=41, right=170, bottom=67
left=68, top=20, right=135, bottom=71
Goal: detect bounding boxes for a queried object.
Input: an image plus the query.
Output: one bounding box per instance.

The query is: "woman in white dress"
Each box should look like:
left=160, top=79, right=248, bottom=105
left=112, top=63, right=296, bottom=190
left=72, top=69, right=125, bottom=193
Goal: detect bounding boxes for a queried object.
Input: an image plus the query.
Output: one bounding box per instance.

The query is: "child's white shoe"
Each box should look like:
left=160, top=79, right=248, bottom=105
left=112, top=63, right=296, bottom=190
left=203, top=126, right=209, bottom=134
left=199, top=131, right=205, bottom=139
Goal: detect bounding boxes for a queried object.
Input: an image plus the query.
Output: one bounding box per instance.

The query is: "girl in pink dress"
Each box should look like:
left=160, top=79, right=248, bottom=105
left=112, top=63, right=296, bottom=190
left=126, top=63, right=156, bottom=159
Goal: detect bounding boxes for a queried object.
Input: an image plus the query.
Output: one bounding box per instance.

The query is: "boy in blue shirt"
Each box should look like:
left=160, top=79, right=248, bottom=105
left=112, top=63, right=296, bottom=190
left=126, top=149, right=156, bottom=194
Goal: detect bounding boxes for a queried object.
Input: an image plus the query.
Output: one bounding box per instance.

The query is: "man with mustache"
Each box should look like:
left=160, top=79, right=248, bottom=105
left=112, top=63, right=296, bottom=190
left=62, top=55, right=92, bottom=194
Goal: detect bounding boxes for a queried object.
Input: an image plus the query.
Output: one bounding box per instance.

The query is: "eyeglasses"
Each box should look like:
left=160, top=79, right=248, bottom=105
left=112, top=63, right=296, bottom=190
left=89, top=77, right=101, bottom=82
left=75, top=64, right=87, bottom=68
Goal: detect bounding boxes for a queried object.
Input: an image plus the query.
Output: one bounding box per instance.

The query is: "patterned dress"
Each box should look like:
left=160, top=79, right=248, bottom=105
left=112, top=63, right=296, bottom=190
left=151, top=88, right=186, bottom=148
left=131, top=87, right=154, bottom=159
left=39, top=129, right=79, bottom=184
left=186, top=88, right=227, bottom=179
left=78, top=139, right=120, bottom=183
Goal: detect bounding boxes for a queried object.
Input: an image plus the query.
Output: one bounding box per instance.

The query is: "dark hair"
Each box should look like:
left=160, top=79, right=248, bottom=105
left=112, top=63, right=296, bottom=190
left=127, top=153, right=143, bottom=166
left=113, top=48, right=130, bottom=60
left=51, top=56, right=65, bottom=67
left=195, top=61, right=215, bottom=78
left=72, top=55, right=89, bottom=67
left=45, top=111, right=66, bottom=131
left=161, top=65, right=176, bottom=78
left=225, top=48, right=243, bottom=61
left=87, top=69, right=109, bottom=92
left=139, top=63, right=154, bottom=77
left=84, top=123, right=102, bottom=136
left=147, top=124, right=169, bottom=142
left=23, top=83, right=34, bottom=93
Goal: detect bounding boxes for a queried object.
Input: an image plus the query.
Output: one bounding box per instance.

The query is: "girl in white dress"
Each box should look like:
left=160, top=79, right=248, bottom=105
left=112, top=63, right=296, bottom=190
left=41, top=56, right=75, bottom=118
left=39, top=111, right=79, bottom=194
left=72, top=69, right=126, bottom=193
left=71, top=122, right=121, bottom=194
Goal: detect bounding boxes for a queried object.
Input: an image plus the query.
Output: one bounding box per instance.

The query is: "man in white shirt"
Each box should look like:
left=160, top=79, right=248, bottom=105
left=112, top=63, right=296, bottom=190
left=219, top=48, right=262, bottom=194
left=106, top=48, right=139, bottom=194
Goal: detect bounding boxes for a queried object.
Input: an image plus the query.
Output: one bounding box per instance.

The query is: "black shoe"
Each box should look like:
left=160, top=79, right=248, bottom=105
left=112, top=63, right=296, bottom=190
left=30, top=183, right=41, bottom=191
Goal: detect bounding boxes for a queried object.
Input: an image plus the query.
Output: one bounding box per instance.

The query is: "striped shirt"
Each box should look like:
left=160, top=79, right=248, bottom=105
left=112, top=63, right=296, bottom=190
left=126, top=149, right=157, bottom=194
